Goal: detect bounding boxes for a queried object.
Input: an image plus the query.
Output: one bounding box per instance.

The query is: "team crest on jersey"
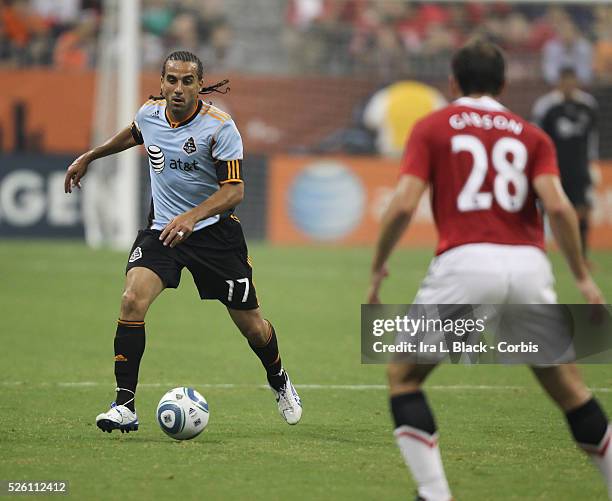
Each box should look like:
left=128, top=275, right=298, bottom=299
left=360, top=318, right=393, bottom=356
left=128, top=246, right=142, bottom=263
left=183, top=136, right=197, bottom=155
left=147, top=145, right=165, bottom=173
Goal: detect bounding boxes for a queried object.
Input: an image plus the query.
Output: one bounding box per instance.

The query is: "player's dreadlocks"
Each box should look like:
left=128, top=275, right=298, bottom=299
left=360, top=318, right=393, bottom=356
left=149, top=51, right=230, bottom=100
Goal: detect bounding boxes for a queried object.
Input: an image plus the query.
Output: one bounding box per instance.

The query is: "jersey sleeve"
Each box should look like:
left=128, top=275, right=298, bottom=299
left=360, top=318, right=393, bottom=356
left=399, top=119, right=431, bottom=181
left=131, top=120, right=144, bottom=145
left=212, top=120, right=244, bottom=184
left=530, top=131, right=560, bottom=180
left=130, top=104, right=146, bottom=145
left=212, top=120, right=243, bottom=161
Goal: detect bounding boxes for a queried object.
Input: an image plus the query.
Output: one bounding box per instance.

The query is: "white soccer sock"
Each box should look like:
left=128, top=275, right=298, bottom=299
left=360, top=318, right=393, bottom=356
left=394, top=425, right=452, bottom=501
left=583, top=426, right=612, bottom=500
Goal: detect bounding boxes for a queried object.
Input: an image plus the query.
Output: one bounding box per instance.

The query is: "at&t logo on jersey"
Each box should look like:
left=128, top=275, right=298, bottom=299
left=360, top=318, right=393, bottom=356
left=147, top=145, right=165, bottom=173
left=170, top=159, right=200, bottom=171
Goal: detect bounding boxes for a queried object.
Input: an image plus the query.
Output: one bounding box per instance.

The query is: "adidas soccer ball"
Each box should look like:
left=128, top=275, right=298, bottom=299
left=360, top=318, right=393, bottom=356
left=156, top=387, right=210, bottom=440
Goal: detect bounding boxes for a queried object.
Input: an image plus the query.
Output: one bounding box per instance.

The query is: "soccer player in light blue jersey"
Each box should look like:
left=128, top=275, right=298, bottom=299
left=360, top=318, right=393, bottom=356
left=65, top=51, right=302, bottom=433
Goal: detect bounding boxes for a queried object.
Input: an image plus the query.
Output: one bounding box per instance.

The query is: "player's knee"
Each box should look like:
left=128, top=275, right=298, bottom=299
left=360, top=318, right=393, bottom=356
left=241, top=321, right=268, bottom=344
left=387, top=363, right=419, bottom=388
left=120, top=290, right=148, bottom=319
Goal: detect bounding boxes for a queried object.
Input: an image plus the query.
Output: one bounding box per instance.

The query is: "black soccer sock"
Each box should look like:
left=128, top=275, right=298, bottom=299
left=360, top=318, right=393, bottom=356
left=114, top=319, right=146, bottom=411
left=566, top=398, right=609, bottom=450
left=391, top=391, right=437, bottom=435
left=248, top=320, right=285, bottom=390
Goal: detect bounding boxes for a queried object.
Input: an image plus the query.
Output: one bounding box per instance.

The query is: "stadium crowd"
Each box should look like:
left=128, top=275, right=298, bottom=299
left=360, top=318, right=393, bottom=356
left=285, top=0, right=612, bottom=82
left=1, top=0, right=612, bottom=82
left=0, top=0, right=232, bottom=71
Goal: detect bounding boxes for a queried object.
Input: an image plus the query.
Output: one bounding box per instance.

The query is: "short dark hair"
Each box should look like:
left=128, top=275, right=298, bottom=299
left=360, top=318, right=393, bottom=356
left=162, top=51, right=204, bottom=80
left=451, top=39, right=506, bottom=96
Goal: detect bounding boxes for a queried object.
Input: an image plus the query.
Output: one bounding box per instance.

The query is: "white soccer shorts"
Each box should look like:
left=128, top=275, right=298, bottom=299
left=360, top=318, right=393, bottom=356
left=408, top=244, right=574, bottom=364
left=414, top=243, right=557, bottom=305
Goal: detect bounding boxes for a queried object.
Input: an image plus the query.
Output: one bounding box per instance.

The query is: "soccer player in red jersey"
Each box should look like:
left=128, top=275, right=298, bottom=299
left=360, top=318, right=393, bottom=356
left=368, top=40, right=610, bottom=501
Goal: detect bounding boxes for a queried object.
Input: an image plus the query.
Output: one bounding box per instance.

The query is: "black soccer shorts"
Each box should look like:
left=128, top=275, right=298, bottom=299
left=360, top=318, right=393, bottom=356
left=561, top=178, right=592, bottom=208
left=125, top=216, right=259, bottom=310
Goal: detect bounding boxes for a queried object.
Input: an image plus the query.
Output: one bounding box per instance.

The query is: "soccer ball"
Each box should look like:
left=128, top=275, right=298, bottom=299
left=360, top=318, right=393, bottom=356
left=156, top=387, right=210, bottom=440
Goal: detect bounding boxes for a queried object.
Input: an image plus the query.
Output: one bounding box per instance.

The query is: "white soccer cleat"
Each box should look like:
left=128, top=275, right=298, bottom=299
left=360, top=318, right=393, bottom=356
left=270, top=370, right=302, bottom=425
left=96, top=402, right=139, bottom=433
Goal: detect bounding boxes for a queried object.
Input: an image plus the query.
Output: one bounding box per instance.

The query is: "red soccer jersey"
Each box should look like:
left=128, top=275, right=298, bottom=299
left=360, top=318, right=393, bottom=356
left=400, top=96, right=559, bottom=255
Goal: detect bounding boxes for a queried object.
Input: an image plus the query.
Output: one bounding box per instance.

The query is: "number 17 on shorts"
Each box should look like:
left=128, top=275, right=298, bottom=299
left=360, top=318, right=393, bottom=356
left=226, top=278, right=250, bottom=303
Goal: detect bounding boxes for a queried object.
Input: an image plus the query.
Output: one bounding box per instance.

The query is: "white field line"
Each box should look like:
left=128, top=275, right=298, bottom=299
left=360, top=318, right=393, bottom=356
left=1, top=381, right=610, bottom=392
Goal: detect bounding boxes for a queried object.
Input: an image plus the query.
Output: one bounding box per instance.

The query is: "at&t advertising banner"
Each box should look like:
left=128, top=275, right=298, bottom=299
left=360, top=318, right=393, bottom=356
left=268, top=155, right=436, bottom=247
left=268, top=155, right=612, bottom=249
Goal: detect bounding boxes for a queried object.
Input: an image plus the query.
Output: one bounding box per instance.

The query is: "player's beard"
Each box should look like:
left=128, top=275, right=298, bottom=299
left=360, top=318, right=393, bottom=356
left=168, top=97, right=195, bottom=121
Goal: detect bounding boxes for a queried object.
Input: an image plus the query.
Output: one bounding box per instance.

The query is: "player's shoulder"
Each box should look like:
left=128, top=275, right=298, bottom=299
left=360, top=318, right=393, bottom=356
left=515, top=114, right=555, bottom=155
left=573, top=89, right=598, bottom=109
left=138, top=98, right=167, bottom=113
left=135, top=98, right=166, bottom=123
left=501, top=105, right=549, bottom=144
left=522, top=119, right=551, bottom=143
left=201, top=103, right=233, bottom=126
left=532, top=90, right=563, bottom=117
left=408, top=105, right=454, bottom=137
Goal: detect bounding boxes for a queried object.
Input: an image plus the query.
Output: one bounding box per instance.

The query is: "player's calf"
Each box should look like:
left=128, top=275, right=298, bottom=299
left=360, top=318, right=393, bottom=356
left=228, top=308, right=302, bottom=424
left=245, top=318, right=302, bottom=424
left=247, top=320, right=283, bottom=385
left=113, top=319, right=146, bottom=410
left=388, top=363, right=437, bottom=395
left=534, top=365, right=611, bottom=496
left=388, top=364, right=451, bottom=501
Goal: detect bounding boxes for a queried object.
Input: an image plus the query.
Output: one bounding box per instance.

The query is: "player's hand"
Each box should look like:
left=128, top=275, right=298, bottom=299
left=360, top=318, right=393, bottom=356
left=160, top=211, right=198, bottom=248
left=367, top=266, right=389, bottom=304
left=64, top=153, right=91, bottom=193
left=576, top=276, right=605, bottom=304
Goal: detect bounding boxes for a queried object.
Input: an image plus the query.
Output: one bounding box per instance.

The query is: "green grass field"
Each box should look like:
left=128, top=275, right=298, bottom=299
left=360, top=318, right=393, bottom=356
left=0, top=241, right=610, bottom=500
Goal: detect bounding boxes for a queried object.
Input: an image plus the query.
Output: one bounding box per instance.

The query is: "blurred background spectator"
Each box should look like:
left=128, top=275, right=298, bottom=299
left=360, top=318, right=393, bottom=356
left=593, top=4, right=612, bottom=82
left=52, top=8, right=97, bottom=69
left=1, top=0, right=53, bottom=65
left=542, top=14, right=593, bottom=84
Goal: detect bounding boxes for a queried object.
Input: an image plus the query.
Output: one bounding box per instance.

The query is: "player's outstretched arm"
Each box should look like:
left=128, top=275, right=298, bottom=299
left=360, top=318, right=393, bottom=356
left=368, top=174, right=426, bottom=304
left=64, top=125, right=138, bottom=193
left=533, top=174, right=605, bottom=304
left=159, top=182, right=244, bottom=248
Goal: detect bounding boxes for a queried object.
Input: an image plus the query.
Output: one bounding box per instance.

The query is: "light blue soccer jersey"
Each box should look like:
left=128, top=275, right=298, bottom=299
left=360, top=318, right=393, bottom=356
left=131, top=99, right=243, bottom=232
